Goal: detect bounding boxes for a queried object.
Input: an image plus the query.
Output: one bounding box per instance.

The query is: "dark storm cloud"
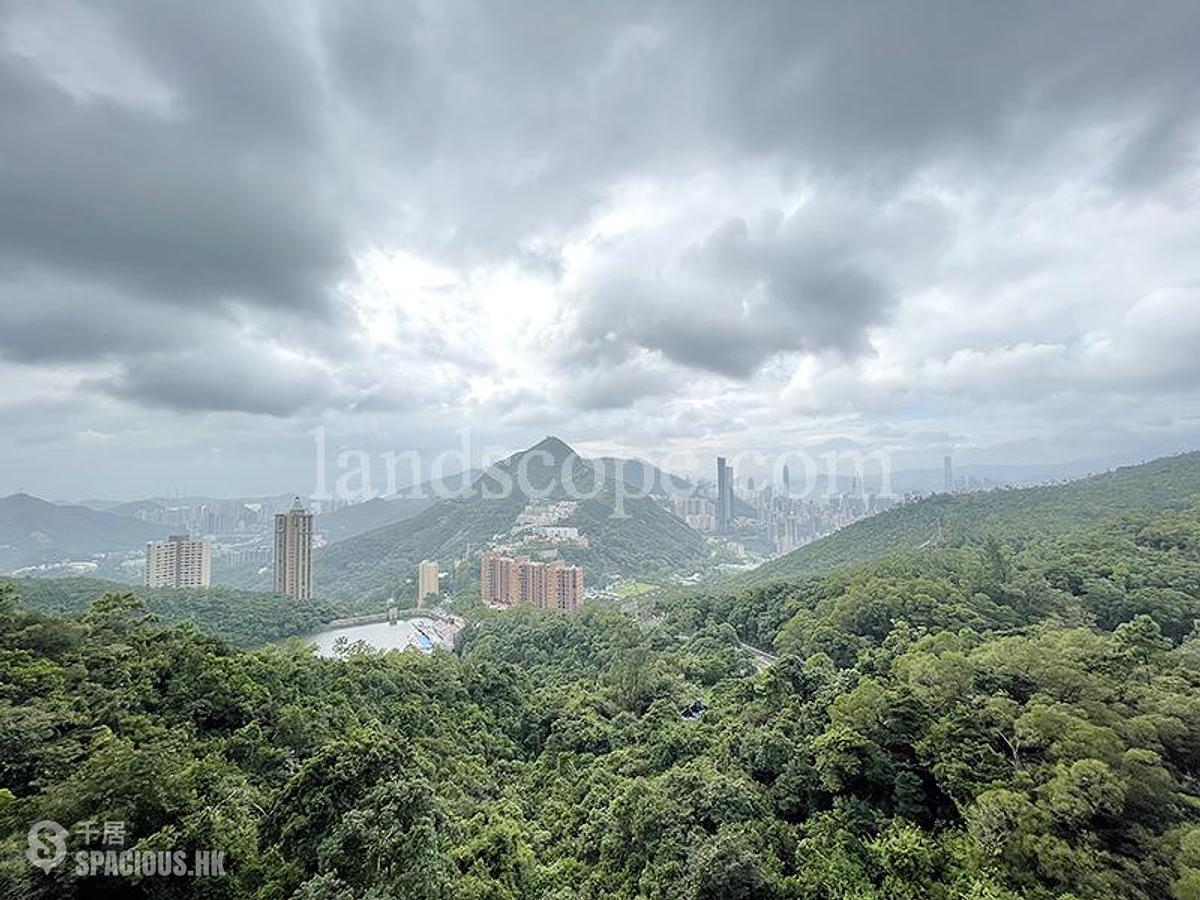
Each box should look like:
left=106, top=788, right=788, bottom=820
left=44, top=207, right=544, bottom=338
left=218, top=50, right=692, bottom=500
left=0, top=0, right=349, bottom=335
left=0, top=275, right=182, bottom=363
left=1, top=0, right=1199, bottom=432
left=569, top=197, right=950, bottom=378
left=679, top=2, right=1200, bottom=180
left=309, top=0, right=1200, bottom=268
left=94, top=349, right=340, bottom=417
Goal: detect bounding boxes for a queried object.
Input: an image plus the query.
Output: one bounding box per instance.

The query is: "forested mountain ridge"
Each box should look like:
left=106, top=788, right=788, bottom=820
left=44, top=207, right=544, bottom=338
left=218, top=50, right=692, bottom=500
left=257, top=437, right=706, bottom=604
left=663, top=503, right=1200, bottom=652
left=2, top=499, right=1200, bottom=898
left=315, top=469, right=482, bottom=544
left=0, top=492, right=168, bottom=570
left=746, top=450, right=1200, bottom=584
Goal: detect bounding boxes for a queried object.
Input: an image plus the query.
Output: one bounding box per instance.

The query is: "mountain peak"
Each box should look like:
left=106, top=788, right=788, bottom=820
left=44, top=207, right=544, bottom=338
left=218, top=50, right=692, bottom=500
left=527, top=436, right=577, bottom=461
left=2, top=492, right=49, bottom=506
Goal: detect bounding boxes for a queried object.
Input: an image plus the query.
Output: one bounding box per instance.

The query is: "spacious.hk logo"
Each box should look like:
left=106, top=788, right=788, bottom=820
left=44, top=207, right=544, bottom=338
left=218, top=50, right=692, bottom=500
left=25, top=818, right=225, bottom=878
left=26, top=820, right=68, bottom=873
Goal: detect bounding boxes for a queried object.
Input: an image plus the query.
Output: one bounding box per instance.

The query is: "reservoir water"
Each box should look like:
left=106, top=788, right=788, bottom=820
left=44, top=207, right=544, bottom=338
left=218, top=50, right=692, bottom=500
left=303, top=617, right=455, bottom=657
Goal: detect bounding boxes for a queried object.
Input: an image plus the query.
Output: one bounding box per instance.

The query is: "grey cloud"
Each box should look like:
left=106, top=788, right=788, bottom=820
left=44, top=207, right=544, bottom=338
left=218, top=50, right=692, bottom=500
left=563, top=356, right=679, bottom=412
left=0, top=6, right=345, bottom=317
left=97, top=0, right=320, bottom=142
left=685, top=3, right=1200, bottom=184
left=0, top=275, right=182, bottom=363
left=570, top=196, right=948, bottom=378
left=94, top=349, right=340, bottom=417
left=1, top=0, right=1200, bottom=495
left=312, top=0, right=1200, bottom=273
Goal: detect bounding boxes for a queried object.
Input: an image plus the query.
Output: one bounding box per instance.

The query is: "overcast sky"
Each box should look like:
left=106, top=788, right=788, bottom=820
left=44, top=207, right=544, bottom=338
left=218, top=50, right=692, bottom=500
left=2, top=0, right=1200, bottom=500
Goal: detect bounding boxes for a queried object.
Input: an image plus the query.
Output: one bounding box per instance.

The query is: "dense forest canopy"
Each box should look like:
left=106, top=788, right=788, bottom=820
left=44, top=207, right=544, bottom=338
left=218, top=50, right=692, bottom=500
left=2, top=494, right=1200, bottom=898
left=7, top=577, right=337, bottom=647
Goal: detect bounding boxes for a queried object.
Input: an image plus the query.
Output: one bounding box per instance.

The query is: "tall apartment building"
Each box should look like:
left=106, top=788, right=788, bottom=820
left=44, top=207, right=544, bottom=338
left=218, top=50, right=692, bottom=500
left=274, top=497, right=313, bottom=600
left=480, top=552, right=583, bottom=610
left=144, top=534, right=211, bottom=588
left=943, top=455, right=954, bottom=493
left=417, top=559, right=439, bottom=607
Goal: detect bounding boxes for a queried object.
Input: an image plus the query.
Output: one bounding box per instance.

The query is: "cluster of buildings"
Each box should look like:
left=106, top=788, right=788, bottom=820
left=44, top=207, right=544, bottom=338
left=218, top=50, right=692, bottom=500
left=666, top=457, right=900, bottom=558
left=941, top=455, right=990, bottom=494
left=514, top=501, right=577, bottom=528
left=129, top=494, right=352, bottom=535
left=756, top=487, right=894, bottom=555
left=131, top=499, right=269, bottom=535
left=143, top=498, right=315, bottom=600
left=531, top=525, right=588, bottom=546
left=480, top=552, right=583, bottom=611
left=671, top=495, right=717, bottom=532
left=145, top=498, right=449, bottom=611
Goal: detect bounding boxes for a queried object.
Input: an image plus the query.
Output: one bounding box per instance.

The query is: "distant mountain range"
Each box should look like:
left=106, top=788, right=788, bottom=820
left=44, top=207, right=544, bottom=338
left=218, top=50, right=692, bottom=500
left=594, top=457, right=693, bottom=497
left=742, top=450, right=1200, bottom=584
left=75, top=493, right=295, bottom=514
left=313, top=469, right=480, bottom=543
left=221, top=437, right=707, bottom=606
left=0, top=493, right=168, bottom=571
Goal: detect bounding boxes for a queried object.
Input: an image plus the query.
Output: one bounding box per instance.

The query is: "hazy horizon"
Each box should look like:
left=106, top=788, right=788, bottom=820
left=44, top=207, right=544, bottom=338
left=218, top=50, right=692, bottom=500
left=10, top=438, right=1192, bottom=507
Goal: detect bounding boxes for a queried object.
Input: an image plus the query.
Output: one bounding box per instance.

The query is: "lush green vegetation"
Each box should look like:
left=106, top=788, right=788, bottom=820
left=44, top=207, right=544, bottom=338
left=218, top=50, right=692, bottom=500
left=2, top=495, right=1200, bottom=898
left=612, top=580, right=660, bottom=599
left=315, top=495, right=437, bottom=544
left=559, top=490, right=707, bottom=583
left=4, top=577, right=337, bottom=647
left=747, top=451, right=1200, bottom=583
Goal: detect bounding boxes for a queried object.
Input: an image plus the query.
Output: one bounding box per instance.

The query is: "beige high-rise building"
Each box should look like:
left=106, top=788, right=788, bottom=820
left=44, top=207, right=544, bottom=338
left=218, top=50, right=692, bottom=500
left=274, top=497, right=313, bottom=600
left=480, top=552, right=582, bottom=610
left=417, top=559, right=439, bottom=607
left=550, top=563, right=584, bottom=611
left=481, top=552, right=517, bottom=604
left=144, top=534, right=211, bottom=588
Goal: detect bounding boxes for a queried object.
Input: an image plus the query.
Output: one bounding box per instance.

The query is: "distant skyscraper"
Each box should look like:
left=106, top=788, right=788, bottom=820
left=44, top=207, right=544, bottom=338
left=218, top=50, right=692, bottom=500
left=943, top=456, right=954, bottom=493
left=274, top=497, right=313, bottom=600
left=782, top=464, right=791, bottom=495
left=716, top=457, right=732, bottom=533
left=145, top=534, right=210, bottom=588
left=417, top=559, right=439, bottom=607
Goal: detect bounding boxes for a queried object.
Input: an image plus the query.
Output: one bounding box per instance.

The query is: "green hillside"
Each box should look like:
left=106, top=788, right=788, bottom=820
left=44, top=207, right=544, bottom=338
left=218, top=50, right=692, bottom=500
left=0, top=492, right=168, bottom=570
left=556, top=490, right=707, bottom=581
left=267, top=437, right=707, bottom=606
left=316, top=496, right=437, bottom=543
left=315, top=469, right=480, bottom=544
left=4, top=498, right=1200, bottom=897
left=5, top=576, right=336, bottom=646
left=746, top=451, right=1200, bottom=584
